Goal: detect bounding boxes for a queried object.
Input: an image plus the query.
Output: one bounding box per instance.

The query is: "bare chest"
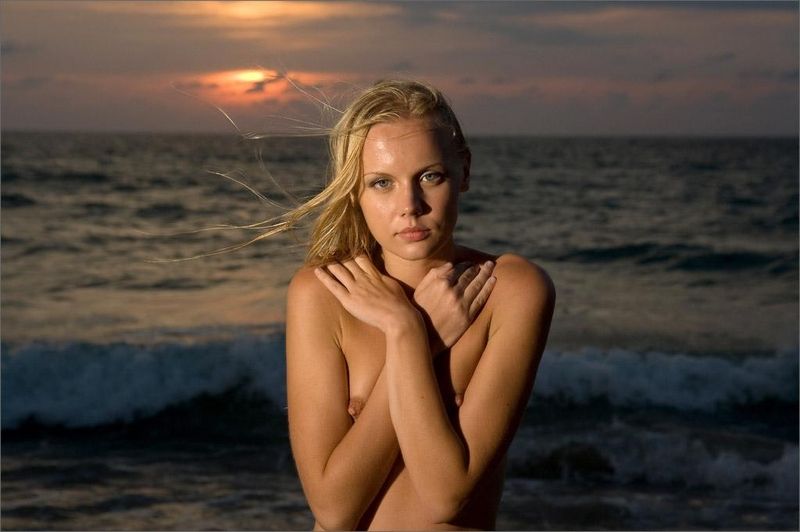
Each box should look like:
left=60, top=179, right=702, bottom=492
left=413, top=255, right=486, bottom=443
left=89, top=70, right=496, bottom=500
left=340, top=311, right=491, bottom=414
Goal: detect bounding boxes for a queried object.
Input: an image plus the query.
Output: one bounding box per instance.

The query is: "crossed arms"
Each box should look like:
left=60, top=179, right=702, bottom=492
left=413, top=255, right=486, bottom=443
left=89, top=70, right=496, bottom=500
left=286, top=254, right=555, bottom=530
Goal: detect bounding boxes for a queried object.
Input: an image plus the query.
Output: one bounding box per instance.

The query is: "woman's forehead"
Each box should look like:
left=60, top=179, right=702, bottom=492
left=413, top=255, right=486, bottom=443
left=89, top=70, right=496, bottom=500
left=362, top=118, right=456, bottom=164
left=365, top=117, right=437, bottom=142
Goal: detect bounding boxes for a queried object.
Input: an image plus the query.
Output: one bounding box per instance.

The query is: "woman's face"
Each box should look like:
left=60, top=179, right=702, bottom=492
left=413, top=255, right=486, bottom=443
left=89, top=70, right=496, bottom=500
left=359, top=116, right=469, bottom=263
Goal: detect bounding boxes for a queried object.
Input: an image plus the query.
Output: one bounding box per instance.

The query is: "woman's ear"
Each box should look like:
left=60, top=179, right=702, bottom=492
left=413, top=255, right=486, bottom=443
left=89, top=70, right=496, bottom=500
left=460, top=149, right=471, bottom=192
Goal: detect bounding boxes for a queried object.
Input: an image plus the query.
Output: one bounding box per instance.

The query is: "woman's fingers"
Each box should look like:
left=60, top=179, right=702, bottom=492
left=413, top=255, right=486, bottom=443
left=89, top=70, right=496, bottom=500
left=448, top=261, right=472, bottom=285
left=416, top=261, right=454, bottom=293
left=454, top=263, right=481, bottom=294
left=314, top=267, right=350, bottom=300
left=468, top=273, right=496, bottom=318
left=325, top=261, right=356, bottom=289
left=341, top=258, right=366, bottom=279
left=462, top=261, right=495, bottom=302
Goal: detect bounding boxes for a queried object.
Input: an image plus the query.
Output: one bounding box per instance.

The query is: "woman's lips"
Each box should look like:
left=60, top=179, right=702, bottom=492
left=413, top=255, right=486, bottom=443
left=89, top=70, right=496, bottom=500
left=397, top=227, right=431, bottom=242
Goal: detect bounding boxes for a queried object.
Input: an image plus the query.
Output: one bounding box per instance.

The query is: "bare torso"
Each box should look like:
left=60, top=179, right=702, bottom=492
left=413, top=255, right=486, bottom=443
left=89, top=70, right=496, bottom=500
left=317, top=249, right=506, bottom=530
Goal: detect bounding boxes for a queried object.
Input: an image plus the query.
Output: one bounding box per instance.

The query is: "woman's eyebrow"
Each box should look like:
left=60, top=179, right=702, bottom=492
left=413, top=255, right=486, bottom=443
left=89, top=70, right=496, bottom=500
left=363, top=162, right=446, bottom=178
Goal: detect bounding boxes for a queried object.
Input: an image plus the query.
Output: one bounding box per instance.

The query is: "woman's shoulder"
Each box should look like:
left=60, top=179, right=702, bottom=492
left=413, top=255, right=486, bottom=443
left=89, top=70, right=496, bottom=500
left=287, top=265, right=341, bottom=312
left=492, top=252, right=556, bottom=307
left=457, top=247, right=554, bottom=298
left=495, top=253, right=553, bottom=281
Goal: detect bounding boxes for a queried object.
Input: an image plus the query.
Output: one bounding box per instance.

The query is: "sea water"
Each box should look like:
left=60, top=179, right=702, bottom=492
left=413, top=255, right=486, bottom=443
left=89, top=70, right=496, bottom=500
left=2, top=132, right=797, bottom=529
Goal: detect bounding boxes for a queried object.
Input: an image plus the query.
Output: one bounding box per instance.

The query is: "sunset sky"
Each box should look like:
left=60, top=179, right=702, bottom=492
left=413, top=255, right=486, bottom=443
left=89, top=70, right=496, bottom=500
left=2, top=1, right=798, bottom=136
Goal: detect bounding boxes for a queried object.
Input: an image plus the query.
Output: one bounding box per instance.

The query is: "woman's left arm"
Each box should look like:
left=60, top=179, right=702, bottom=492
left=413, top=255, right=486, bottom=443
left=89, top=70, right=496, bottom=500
left=384, top=254, right=555, bottom=523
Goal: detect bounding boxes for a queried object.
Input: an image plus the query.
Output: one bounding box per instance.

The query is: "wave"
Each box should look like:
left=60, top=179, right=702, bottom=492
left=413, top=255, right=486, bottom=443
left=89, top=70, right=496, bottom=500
left=1, top=334, right=287, bottom=430
left=1, top=192, right=36, bottom=208
left=534, top=347, right=798, bottom=411
left=2, top=334, right=796, bottom=431
left=556, top=241, right=797, bottom=275
left=121, top=277, right=224, bottom=290
left=508, top=423, right=798, bottom=499
left=134, top=202, right=188, bottom=221
left=19, top=243, right=85, bottom=256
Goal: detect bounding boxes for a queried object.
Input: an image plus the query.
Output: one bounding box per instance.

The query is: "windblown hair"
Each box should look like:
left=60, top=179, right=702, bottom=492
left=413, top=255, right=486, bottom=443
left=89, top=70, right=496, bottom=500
left=151, top=79, right=468, bottom=265
left=296, top=79, right=469, bottom=266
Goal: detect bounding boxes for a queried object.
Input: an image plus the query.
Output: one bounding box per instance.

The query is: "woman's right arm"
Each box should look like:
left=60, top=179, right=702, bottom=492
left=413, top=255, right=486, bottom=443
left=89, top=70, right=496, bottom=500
left=286, top=267, right=398, bottom=530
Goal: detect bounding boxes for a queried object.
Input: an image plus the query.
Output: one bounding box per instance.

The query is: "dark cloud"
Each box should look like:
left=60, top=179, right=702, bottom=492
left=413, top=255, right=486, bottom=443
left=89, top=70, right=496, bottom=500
left=502, top=23, right=641, bottom=47
left=780, top=68, right=800, bottom=82
left=1, top=40, right=37, bottom=56
left=391, top=2, right=643, bottom=47
left=653, top=51, right=739, bottom=83
left=4, top=76, right=51, bottom=90
left=738, top=68, right=800, bottom=83
left=653, top=69, right=675, bottom=83
left=387, top=61, right=414, bottom=72
left=605, top=91, right=631, bottom=110
left=244, top=77, right=283, bottom=94
left=652, top=0, right=798, bottom=11
left=703, top=52, right=737, bottom=66
left=171, top=80, right=220, bottom=91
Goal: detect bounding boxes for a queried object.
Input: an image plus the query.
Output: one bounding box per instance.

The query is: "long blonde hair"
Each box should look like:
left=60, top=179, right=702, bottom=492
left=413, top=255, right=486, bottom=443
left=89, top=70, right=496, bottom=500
left=296, top=79, right=469, bottom=265
left=151, top=79, right=468, bottom=265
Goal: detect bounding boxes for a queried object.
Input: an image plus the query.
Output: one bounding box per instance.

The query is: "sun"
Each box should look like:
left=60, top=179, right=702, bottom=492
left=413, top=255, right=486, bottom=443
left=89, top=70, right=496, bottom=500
left=171, top=67, right=360, bottom=111
left=232, top=70, right=267, bottom=84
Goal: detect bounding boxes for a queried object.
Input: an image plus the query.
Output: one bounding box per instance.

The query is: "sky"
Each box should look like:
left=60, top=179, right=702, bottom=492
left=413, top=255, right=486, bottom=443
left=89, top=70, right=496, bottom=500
left=1, top=1, right=798, bottom=136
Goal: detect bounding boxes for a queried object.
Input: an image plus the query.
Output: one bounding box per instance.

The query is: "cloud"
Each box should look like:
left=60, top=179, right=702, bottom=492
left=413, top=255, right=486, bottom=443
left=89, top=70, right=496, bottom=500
left=3, top=76, right=52, bottom=90
left=1, top=40, right=37, bottom=56
left=387, top=61, right=415, bottom=73
left=244, top=77, right=283, bottom=94
left=171, top=80, right=220, bottom=91
left=652, top=51, right=739, bottom=83
left=81, top=1, right=401, bottom=36
left=1, top=1, right=795, bottom=135
left=738, top=68, right=800, bottom=83
left=703, top=52, right=737, bottom=65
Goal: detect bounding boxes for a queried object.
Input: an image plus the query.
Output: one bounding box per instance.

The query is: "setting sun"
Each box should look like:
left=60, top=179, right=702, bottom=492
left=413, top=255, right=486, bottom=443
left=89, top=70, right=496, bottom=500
left=233, top=70, right=267, bottom=84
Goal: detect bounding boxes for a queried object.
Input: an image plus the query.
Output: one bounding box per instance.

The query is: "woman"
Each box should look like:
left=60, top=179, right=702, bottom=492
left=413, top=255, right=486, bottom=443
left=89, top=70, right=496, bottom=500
left=286, top=80, right=555, bottom=530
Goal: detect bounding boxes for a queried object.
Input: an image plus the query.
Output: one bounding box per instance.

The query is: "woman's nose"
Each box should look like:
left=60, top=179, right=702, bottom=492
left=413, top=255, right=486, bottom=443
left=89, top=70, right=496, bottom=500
left=400, top=184, right=424, bottom=216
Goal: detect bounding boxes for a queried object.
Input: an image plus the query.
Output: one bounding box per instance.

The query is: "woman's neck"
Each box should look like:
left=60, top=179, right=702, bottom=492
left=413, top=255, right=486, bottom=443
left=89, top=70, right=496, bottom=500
left=379, top=240, right=458, bottom=291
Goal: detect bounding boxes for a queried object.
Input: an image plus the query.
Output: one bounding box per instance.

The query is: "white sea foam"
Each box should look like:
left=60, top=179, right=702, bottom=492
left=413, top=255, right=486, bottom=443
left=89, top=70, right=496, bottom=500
left=534, top=347, right=798, bottom=410
left=1, top=334, right=287, bottom=429
left=1, top=339, right=796, bottom=429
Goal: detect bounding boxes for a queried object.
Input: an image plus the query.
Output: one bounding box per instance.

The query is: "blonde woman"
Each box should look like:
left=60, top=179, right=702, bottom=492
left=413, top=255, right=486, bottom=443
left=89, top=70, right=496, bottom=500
left=286, top=80, right=555, bottom=530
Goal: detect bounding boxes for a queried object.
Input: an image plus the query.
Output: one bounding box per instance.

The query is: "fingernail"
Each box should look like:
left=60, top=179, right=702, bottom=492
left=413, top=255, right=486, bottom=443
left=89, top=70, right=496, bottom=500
left=484, top=260, right=494, bottom=268
left=488, top=275, right=497, bottom=283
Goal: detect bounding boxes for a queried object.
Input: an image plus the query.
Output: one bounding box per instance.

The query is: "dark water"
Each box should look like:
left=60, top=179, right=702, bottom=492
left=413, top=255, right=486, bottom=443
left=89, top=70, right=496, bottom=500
left=2, top=132, right=798, bottom=529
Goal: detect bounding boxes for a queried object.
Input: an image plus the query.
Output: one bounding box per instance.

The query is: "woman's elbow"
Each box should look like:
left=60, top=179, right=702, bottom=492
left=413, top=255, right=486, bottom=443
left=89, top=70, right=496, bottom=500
left=424, top=492, right=469, bottom=525
left=312, top=505, right=359, bottom=531
left=307, top=490, right=362, bottom=531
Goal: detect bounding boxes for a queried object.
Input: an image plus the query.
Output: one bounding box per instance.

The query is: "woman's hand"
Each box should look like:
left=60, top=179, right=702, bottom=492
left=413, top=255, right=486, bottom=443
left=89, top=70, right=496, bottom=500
left=314, top=256, right=420, bottom=333
left=413, top=260, right=496, bottom=354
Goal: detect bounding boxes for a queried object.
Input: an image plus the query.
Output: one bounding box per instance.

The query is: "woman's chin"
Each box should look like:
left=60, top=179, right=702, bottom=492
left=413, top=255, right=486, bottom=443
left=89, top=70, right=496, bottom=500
left=381, top=238, right=452, bottom=262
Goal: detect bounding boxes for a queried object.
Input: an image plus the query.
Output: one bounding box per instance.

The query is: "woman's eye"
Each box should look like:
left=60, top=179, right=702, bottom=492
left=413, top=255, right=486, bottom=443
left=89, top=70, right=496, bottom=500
left=421, top=172, right=444, bottom=184
left=370, top=178, right=391, bottom=189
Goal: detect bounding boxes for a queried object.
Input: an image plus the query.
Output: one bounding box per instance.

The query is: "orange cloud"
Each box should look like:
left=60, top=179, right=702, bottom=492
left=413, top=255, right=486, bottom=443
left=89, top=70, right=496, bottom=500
left=82, top=1, right=400, bottom=32
left=169, top=68, right=362, bottom=109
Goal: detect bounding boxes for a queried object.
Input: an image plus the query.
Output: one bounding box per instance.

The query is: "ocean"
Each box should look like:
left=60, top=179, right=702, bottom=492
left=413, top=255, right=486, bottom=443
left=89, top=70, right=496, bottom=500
left=2, top=131, right=798, bottom=530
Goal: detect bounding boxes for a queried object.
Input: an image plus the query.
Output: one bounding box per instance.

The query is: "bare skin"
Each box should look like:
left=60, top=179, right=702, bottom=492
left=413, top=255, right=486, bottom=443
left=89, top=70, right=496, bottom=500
left=286, top=118, right=555, bottom=530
